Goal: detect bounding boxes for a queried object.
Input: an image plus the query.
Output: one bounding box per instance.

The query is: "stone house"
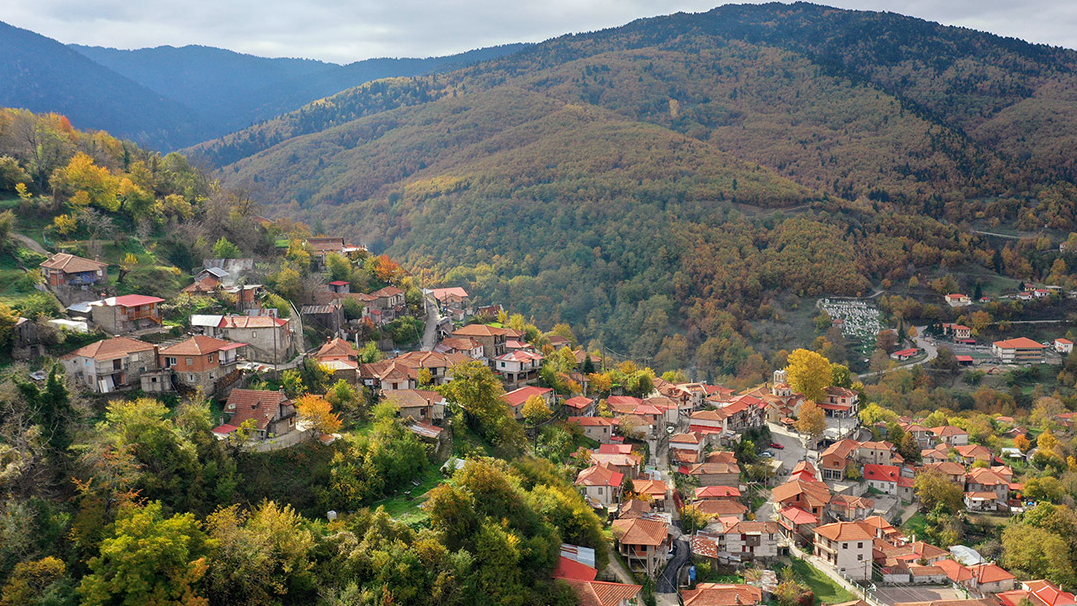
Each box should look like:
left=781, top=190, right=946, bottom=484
left=222, top=389, right=297, bottom=441
left=567, top=416, right=616, bottom=443
left=611, top=518, right=671, bottom=579
left=62, top=337, right=158, bottom=393
left=89, top=295, right=165, bottom=335
left=216, top=315, right=296, bottom=364
left=40, top=253, right=107, bottom=288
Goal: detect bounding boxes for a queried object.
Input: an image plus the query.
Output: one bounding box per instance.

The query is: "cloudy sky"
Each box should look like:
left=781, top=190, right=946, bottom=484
left=2, top=0, right=1075, bottom=63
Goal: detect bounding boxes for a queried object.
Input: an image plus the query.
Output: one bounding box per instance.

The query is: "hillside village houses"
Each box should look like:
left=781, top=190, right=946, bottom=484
left=62, top=336, right=159, bottom=393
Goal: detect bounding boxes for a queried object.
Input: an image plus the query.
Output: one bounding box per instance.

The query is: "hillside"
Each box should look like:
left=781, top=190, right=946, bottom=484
left=0, top=21, right=207, bottom=149
left=181, top=3, right=1077, bottom=376
left=71, top=42, right=529, bottom=143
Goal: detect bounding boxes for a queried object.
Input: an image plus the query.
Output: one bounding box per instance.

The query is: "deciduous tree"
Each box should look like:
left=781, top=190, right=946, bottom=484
left=786, top=349, right=832, bottom=402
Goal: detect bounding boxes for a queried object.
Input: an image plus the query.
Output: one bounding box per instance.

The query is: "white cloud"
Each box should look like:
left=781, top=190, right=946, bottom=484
left=0, top=0, right=1074, bottom=63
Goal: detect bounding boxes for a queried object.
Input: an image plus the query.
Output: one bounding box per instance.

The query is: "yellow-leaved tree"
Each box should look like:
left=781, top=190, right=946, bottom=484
left=785, top=348, right=832, bottom=402
left=295, top=394, right=342, bottom=435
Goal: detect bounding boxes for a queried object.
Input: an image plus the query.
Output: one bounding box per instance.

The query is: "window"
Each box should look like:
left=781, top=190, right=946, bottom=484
left=857, top=542, right=863, bottom=548
left=858, top=554, right=863, bottom=561
left=596, top=487, right=603, bottom=494
left=186, top=357, right=193, bottom=366
left=188, top=375, right=196, bottom=381
left=842, top=543, right=848, bottom=549
left=165, top=357, right=176, bottom=367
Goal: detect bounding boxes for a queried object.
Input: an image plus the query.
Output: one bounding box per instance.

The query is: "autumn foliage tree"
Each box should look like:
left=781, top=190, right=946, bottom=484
left=786, top=348, right=832, bottom=402
left=295, top=395, right=342, bottom=435
left=794, top=400, right=826, bottom=441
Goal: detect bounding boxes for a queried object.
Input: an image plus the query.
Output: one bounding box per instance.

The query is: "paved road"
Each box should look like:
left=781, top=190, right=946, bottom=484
left=420, top=294, right=439, bottom=351
left=859, top=327, right=938, bottom=379
left=756, top=424, right=809, bottom=521
left=656, top=536, right=690, bottom=597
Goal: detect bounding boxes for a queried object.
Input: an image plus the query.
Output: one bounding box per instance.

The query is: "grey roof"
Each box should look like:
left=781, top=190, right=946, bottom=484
left=949, top=545, right=985, bottom=566
left=190, top=314, right=224, bottom=327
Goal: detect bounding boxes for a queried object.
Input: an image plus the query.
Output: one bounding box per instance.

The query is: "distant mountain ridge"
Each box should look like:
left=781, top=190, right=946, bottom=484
left=0, top=20, right=207, bottom=150
left=70, top=42, right=530, bottom=145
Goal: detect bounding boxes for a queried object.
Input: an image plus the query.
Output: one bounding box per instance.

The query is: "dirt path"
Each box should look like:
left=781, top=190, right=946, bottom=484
left=13, top=233, right=48, bottom=255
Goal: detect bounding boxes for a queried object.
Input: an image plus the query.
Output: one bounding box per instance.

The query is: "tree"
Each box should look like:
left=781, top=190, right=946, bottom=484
left=211, top=237, right=241, bottom=259
left=1015, top=434, right=1032, bottom=452
left=0, top=556, right=70, bottom=606
left=786, top=349, right=832, bottom=402
left=875, top=330, right=899, bottom=353
left=295, top=394, right=342, bottom=435
left=204, top=501, right=315, bottom=606
left=1002, top=524, right=1076, bottom=587
left=521, top=395, right=552, bottom=427
left=52, top=213, right=78, bottom=237
left=0, top=301, right=18, bottom=349
left=1025, top=477, right=1065, bottom=503
left=325, top=379, right=363, bottom=426
left=0, top=209, right=14, bottom=252
left=78, top=501, right=214, bottom=606
left=830, top=363, right=852, bottom=388
left=1031, top=397, right=1065, bottom=430
left=859, top=403, right=898, bottom=427
left=794, top=400, right=826, bottom=441
left=898, top=432, right=921, bottom=464
left=680, top=505, right=708, bottom=534
left=438, top=361, right=524, bottom=453
left=914, top=470, right=964, bottom=513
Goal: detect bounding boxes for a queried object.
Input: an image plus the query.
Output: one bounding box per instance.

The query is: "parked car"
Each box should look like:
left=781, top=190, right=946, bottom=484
left=760, top=451, right=775, bottom=458
left=769, top=443, right=785, bottom=450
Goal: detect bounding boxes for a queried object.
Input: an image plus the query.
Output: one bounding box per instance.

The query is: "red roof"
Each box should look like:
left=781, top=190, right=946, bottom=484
left=104, top=294, right=165, bottom=307
left=503, top=386, right=553, bottom=407
left=993, top=337, right=1046, bottom=350
left=696, top=486, right=741, bottom=499
left=777, top=506, right=818, bottom=525
left=567, top=416, right=616, bottom=427
left=565, top=396, right=594, bottom=409
left=955, top=355, right=974, bottom=362
left=1056, top=338, right=1073, bottom=345
left=892, top=348, right=919, bottom=356
left=553, top=556, right=598, bottom=581
left=328, top=280, right=349, bottom=286
left=863, top=464, right=900, bottom=482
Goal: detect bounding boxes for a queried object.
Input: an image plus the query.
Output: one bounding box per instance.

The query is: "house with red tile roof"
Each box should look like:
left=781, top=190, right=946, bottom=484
left=215, top=314, right=297, bottom=363
left=159, top=335, right=245, bottom=395
left=61, top=336, right=158, bottom=393
left=682, top=584, right=762, bottom=606
left=968, top=563, right=1016, bottom=593
left=821, top=386, right=859, bottom=418
left=776, top=505, right=818, bottom=545
left=221, top=389, right=296, bottom=441
left=434, top=336, right=484, bottom=359
left=773, top=480, right=831, bottom=517
left=695, top=499, right=749, bottom=520
left=955, top=444, right=994, bottom=464
left=492, top=349, right=544, bottom=389
left=451, top=323, right=513, bottom=359
left=858, top=441, right=897, bottom=466
left=1054, top=338, right=1073, bottom=354
left=902, top=423, right=934, bottom=448
left=695, top=486, right=741, bottom=500
left=813, top=521, right=875, bottom=580
left=590, top=451, right=642, bottom=480
left=40, top=252, right=108, bottom=288
left=565, top=396, right=596, bottom=416
left=789, top=460, right=818, bottom=483
left=384, top=389, right=446, bottom=423
left=830, top=494, right=875, bottom=521
left=567, top=416, right=617, bottom=443
left=501, top=385, right=554, bottom=419
left=820, top=439, right=860, bottom=481
left=561, top=579, right=642, bottom=606
left=945, top=294, right=972, bottom=307
left=998, top=580, right=1077, bottom=606
left=576, top=464, right=624, bottom=508
left=686, top=461, right=740, bottom=487
left=864, top=464, right=901, bottom=495
left=360, top=359, right=418, bottom=392
left=631, top=479, right=668, bottom=509
left=931, top=425, right=969, bottom=446
left=611, top=518, right=670, bottom=578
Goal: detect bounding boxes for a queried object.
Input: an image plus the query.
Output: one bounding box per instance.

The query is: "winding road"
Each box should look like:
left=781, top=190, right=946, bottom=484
left=858, top=327, right=938, bottom=379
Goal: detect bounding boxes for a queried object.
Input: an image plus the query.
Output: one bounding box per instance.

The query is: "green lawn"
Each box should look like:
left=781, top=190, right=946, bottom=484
left=369, top=466, right=446, bottom=524
left=902, top=512, right=929, bottom=539
left=790, top=557, right=856, bottom=605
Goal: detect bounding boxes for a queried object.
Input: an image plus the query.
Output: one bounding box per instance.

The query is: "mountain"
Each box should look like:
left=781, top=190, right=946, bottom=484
left=69, top=42, right=530, bottom=145
left=185, top=3, right=1077, bottom=375
left=0, top=20, right=207, bottom=149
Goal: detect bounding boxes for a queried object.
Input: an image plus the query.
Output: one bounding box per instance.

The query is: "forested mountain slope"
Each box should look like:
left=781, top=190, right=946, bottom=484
left=188, top=3, right=1077, bottom=376
left=0, top=21, right=207, bottom=149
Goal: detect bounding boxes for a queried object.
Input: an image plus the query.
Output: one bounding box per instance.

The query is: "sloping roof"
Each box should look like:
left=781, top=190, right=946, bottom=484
left=932, top=425, right=968, bottom=437
left=696, top=486, right=740, bottom=499
left=453, top=323, right=512, bottom=337
left=562, top=579, right=642, bottom=606
left=225, top=389, right=291, bottom=430
left=315, top=337, right=358, bottom=359
left=687, top=462, right=739, bottom=476
left=439, top=336, right=481, bottom=350
left=864, top=464, right=901, bottom=482
left=40, top=252, right=107, bottom=273
left=386, top=389, right=444, bottom=411
left=611, top=518, right=668, bottom=546
left=936, top=559, right=974, bottom=583
left=993, top=337, right=1046, bottom=350
left=219, top=315, right=287, bottom=328
left=431, top=286, right=469, bottom=300
left=553, top=556, right=598, bottom=581
left=970, top=563, right=1015, bottom=584
left=160, top=335, right=243, bottom=356
left=503, top=385, right=553, bottom=407
left=814, top=521, right=875, bottom=542
left=63, top=336, right=155, bottom=361
left=778, top=506, right=818, bottom=525
left=565, top=396, right=594, bottom=410
left=773, top=480, right=831, bottom=508
left=632, top=479, right=667, bottom=498
left=567, top=416, right=616, bottom=427
left=682, top=584, right=762, bottom=606
left=695, top=499, right=748, bottom=517
left=102, top=294, right=165, bottom=307
left=1025, top=580, right=1077, bottom=606
left=576, top=464, right=623, bottom=487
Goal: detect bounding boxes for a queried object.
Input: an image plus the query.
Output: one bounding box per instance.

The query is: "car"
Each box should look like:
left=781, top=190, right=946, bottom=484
left=769, top=443, right=785, bottom=450
left=760, top=452, right=775, bottom=458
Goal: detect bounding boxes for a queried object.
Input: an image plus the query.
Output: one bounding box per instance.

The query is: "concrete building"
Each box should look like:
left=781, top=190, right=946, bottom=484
left=159, top=335, right=245, bottom=395
left=992, top=337, right=1047, bottom=364
left=90, top=295, right=165, bottom=335
left=813, top=521, right=875, bottom=581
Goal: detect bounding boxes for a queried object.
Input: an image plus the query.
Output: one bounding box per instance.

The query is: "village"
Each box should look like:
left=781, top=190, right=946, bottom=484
left=5, top=227, right=1077, bottom=606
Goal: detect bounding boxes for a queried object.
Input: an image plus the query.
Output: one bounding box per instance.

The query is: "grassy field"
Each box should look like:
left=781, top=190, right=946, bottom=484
left=369, top=466, right=446, bottom=525
left=790, top=557, right=857, bottom=605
